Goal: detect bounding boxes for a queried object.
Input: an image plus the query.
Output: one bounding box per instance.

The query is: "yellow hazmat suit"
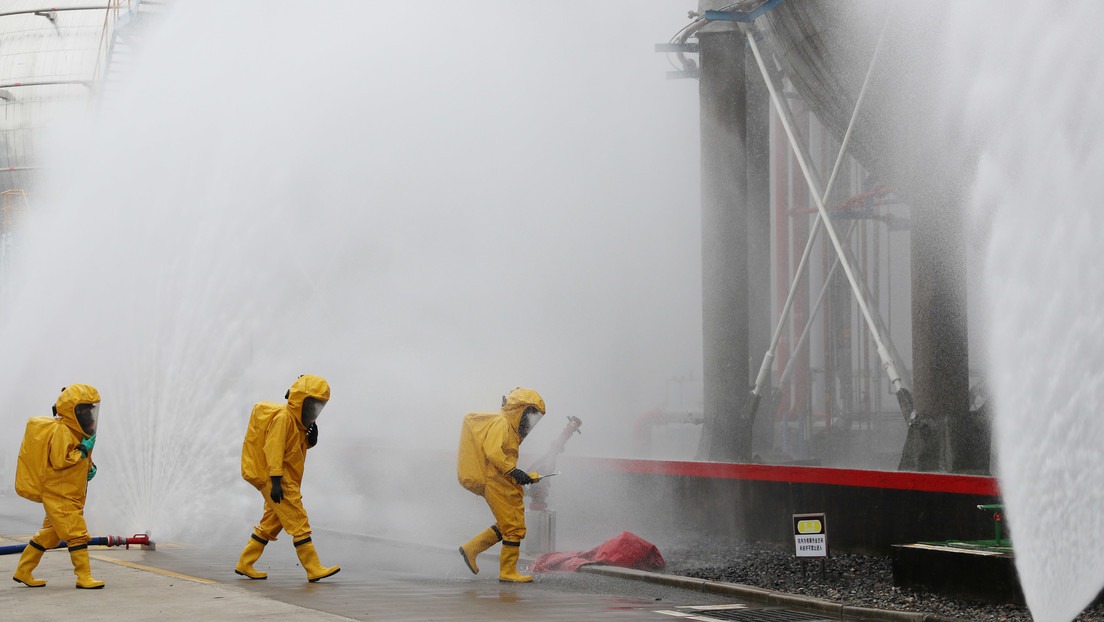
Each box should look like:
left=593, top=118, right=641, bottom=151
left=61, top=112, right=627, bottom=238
left=12, top=384, right=104, bottom=589
left=457, top=387, right=546, bottom=582
left=235, top=375, right=339, bottom=582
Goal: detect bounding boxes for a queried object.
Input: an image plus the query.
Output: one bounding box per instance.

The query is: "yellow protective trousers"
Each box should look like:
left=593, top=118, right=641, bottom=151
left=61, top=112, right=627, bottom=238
left=251, top=479, right=312, bottom=542
left=483, top=476, right=526, bottom=543
left=29, top=491, right=91, bottom=549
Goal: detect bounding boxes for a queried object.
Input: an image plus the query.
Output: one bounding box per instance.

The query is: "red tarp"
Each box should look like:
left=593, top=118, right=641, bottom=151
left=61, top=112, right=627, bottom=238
left=531, top=531, right=665, bottom=573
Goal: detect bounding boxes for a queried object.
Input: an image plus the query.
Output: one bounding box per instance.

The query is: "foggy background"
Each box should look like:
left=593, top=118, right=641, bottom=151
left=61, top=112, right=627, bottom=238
left=0, top=0, right=702, bottom=543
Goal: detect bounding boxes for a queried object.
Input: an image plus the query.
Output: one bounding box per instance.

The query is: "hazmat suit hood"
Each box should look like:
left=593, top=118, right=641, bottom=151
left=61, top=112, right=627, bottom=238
left=285, top=375, right=330, bottom=430
left=502, top=387, right=545, bottom=434
left=54, top=384, right=101, bottom=440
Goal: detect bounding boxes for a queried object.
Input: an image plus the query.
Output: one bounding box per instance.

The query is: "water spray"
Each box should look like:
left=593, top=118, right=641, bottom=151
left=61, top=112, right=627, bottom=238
left=0, top=532, right=154, bottom=556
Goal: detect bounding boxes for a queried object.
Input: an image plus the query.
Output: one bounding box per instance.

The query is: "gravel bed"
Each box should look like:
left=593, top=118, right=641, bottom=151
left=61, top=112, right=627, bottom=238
left=662, top=540, right=1104, bottom=621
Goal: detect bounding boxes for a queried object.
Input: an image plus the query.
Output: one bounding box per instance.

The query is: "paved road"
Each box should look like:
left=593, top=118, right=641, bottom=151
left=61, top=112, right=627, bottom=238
left=3, top=519, right=800, bottom=622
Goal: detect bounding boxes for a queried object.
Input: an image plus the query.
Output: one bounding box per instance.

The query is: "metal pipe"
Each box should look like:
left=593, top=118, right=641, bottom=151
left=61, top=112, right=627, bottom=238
left=778, top=221, right=858, bottom=392
left=0, top=6, right=114, bottom=19
left=745, top=17, right=914, bottom=420
left=743, top=12, right=889, bottom=425
left=0, top=80, right=93, bottom=90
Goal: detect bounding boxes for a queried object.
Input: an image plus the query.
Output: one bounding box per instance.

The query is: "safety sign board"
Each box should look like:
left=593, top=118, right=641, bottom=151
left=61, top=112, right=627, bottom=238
left=793, top=512, right=828, bottom=558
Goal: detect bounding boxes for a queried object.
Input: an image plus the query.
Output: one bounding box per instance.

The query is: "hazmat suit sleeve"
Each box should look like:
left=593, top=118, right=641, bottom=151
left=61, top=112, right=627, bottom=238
left=47, top=426, right=85, bottom=469
left=264, top=414, right=291, bottom=478
left=481, top=417, right=518, bottom=475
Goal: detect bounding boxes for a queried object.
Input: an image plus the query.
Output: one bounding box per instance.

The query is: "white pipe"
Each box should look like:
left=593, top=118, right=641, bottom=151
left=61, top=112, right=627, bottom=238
left=745, top=22, right=908, bottom=397
left=749, top=10, right=890, bottom=400
left=778, top=222, right=857, bottom=390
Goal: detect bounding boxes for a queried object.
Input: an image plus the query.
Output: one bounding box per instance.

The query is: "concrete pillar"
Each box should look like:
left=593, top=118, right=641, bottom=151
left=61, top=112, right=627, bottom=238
left=905, top=185, right=972, bottom=472
left=746, top=49, right=774, bottom=459
left=697, top=29, right=750, bottom=462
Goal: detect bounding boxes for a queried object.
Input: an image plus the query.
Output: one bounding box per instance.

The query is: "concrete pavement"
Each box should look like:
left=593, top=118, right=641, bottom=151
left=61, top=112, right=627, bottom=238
left=1, top=526, right=960, bottom=621
left=0, top=540, right=350, bottom=621
left=0, top=532, right=758, bottom=621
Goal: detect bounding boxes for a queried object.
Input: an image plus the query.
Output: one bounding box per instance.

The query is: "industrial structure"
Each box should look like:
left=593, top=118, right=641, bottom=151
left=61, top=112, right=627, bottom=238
left=654, top=0, right=989, bottom=474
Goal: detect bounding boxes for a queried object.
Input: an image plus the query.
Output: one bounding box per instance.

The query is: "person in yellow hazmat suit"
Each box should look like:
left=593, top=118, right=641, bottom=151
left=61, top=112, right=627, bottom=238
left=457, top=387, right=546, bottom=583
left=12, top=384, right=104, bottom=589
left=235, top=374, right=340, bottom=582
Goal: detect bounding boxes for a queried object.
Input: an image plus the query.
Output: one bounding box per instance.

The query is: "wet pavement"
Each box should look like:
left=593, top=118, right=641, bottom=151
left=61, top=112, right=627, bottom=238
left=1, top=523, right=794, bottom=622
left=3, top=492, right=948, bottom=622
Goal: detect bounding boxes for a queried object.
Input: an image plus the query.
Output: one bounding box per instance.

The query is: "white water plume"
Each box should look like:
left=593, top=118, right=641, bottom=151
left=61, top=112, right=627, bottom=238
left=0, top=1, right=701, bottom=542
left=950, top=2, right=1104, bottom=619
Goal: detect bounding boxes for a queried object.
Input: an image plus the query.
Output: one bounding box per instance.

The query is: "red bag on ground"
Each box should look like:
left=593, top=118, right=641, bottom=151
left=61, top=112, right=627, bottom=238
left=531, top=531, right=665, bottom=573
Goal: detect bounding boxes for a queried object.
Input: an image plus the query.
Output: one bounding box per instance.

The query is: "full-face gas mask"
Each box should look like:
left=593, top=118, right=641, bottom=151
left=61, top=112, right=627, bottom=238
left=75, top=403, right=100, bottom=436
left=517, top=406, right=544, bottom=440
left=302, top=397, right=327, bottom=428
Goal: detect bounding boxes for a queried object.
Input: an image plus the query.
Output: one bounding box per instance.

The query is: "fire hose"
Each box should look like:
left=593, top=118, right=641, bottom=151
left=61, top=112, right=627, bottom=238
left=0, top=533, right=153, bottom=555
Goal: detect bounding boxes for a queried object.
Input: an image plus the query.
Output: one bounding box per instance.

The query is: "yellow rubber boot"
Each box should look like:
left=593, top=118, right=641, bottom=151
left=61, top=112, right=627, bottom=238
left=293, top=537, right=340, bottom=582
left=69, top=546, right=105, bottom=589
left=12, top=541, right=47, bottom=587
left=459, top=526, right=502, bottom=575
left=498, top=541, right=532, bottom=583
left=234, top=535, right=269, bottom=579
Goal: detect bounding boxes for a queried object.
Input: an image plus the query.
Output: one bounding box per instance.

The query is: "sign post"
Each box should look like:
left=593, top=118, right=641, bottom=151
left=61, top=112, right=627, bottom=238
left=793, top=512, right=829, bottom=580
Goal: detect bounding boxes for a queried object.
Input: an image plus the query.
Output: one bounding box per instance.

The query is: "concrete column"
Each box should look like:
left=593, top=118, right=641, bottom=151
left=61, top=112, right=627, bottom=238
left=697, top=29, right=750, bottom=462
left=905, top=186, right=972, bottom=472
left=746, top=49, right=773, bottom=458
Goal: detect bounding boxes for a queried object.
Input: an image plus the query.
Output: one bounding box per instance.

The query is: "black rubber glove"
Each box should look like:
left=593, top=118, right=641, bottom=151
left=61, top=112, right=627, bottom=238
left=269, top=476, right=284, bottom=504
left=508, top=468, right=534, bottom=485
left=307, top=423, right=318, bottom=448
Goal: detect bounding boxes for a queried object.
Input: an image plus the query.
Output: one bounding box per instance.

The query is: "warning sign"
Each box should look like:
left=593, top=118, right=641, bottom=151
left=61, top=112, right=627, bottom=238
left=793, top=513, right=828, bottom=558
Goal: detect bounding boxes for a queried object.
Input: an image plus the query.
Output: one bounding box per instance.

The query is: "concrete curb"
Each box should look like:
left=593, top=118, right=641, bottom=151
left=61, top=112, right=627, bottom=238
left=576, top=565, right=964, bottom=622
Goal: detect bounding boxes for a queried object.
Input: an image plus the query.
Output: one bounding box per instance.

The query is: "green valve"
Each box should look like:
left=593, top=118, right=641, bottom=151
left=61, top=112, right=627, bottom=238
left=977, top=504, right=1006, bottom=546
